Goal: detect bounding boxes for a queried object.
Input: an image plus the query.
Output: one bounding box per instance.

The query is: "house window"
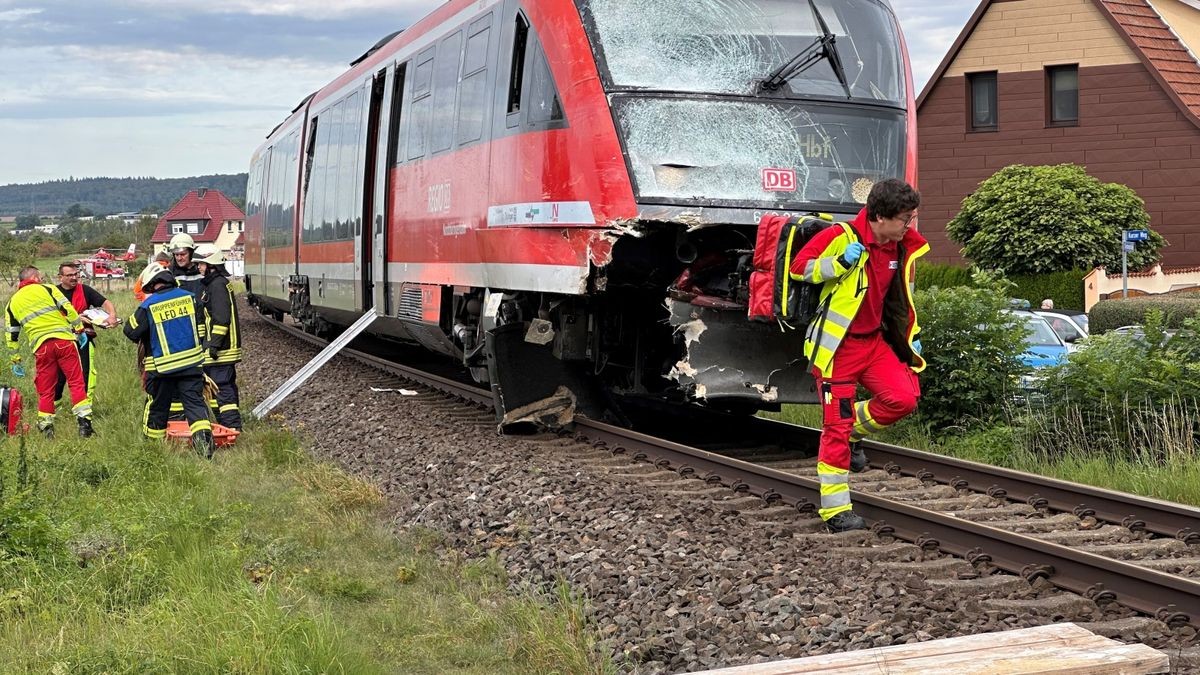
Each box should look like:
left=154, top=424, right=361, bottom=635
left=186, top=222, right=200, bottom=234
left=968, top=71, right=998, bottom=131
left=227, top=221, right=234, bottom=233
left=1047, top=65, right=1079, bottom=125
left=171, top=223, right=183, bottom=234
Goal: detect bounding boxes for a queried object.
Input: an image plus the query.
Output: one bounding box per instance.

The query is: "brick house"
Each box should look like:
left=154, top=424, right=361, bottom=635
left=151, top=188, right=245, bottom=256
left=917, top=0, right=1200, bottom=267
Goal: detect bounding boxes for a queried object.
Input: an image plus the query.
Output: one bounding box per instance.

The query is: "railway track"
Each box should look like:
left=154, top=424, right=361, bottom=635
left=261, top=314, right=1200, bottom=631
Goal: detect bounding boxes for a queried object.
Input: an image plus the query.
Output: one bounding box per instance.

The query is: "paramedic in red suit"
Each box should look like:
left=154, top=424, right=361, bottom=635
left=54, top=262, right=118, bottom=402
left=789, top=179, right=928, bottom=532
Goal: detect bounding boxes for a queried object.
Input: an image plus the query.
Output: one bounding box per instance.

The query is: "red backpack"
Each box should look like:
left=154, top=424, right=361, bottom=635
left=747, top=213, right=834, bottom=327
left=0, top=386, right=21, bottom=436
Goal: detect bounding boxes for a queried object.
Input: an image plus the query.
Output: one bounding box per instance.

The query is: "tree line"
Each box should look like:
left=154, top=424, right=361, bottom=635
left=0, top=174, right=248, bottom=217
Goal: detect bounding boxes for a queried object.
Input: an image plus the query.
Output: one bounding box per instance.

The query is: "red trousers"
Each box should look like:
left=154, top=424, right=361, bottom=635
left=35, top=338, right=87, bottom=416
left=815, top=332, right=920, bottom=469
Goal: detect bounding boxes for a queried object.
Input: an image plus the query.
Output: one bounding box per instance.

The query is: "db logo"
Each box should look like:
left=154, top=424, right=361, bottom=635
left=761, top=168, right=797, bottom=192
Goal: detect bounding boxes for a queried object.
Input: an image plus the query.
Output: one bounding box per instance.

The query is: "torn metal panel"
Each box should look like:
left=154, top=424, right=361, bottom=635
left=500, top=385, right=577, bottom=429
left=667, top=299, right=817, bottom=404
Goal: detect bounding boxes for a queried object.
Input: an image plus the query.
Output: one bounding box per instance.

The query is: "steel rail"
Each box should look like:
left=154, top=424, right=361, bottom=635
left=261, top=314, right=1199, bottom=627
left=752, top=418, right=1200, bottom=545
left=573, top=418, right=1199, bottom=629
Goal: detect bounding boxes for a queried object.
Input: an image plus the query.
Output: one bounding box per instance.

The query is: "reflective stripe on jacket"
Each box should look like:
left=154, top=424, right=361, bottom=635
left=791, top=219, right=930, bottom=379
left=127, top=288, right=205, bottom=374
left=5, top=283, right=82, bottom=351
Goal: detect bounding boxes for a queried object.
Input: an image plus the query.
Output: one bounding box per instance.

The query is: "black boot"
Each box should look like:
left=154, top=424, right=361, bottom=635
left=825, top=510, right=867, bottom=533
left=849, top=442, right=869, bottom=473
left=78, top=417, right=95, bottom=438
left=191, top=430, right=215, bottom=459
left=40, top=425, right=54, bottom=439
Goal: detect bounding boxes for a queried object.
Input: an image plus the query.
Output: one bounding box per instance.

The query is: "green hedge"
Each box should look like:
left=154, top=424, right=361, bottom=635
left=1009, top=270, right=1088, bottom=311
left=916, top=263, right=973, bottom=289
left=1089, top=295, right=1200, bottom=333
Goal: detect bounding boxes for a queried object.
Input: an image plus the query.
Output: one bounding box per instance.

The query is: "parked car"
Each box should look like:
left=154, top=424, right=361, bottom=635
left=1035, top=310, right=1088, bottom=348
left=1009, top=310, right=1070, bottom=368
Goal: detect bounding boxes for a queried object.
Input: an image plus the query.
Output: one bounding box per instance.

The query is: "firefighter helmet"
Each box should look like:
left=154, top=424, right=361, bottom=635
left=168, top=233, right=195, bottom=253
left=141, top=268, right=177, bottom=294
left=194, top=244, right=225, bottom=266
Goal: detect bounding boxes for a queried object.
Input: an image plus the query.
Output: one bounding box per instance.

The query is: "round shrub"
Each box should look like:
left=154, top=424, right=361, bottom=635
left=947, top=164, right=1164, bottom=275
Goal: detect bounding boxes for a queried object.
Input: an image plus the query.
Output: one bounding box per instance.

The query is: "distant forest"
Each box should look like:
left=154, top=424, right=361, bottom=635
left=0, top=174, right=249, bottom=216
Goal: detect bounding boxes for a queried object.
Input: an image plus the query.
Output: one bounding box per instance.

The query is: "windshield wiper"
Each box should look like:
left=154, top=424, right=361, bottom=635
left=757, top=0, right=853, bottom=98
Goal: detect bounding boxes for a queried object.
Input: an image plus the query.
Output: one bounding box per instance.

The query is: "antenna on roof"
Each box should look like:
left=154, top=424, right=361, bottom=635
left=349, top=30, right=403, bottom=67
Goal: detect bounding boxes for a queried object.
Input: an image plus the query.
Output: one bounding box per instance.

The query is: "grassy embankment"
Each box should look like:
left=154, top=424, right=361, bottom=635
left=0, top=286, right=610, bottom=673
left=765, top=405, right=1200, bottom=508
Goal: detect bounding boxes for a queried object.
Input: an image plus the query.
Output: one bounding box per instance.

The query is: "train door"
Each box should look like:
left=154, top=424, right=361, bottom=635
left=369, top=62, right=405, bottom=316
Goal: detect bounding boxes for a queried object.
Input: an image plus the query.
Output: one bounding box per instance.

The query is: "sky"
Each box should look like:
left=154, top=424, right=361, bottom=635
left=0, top=0, right=976, bottom=186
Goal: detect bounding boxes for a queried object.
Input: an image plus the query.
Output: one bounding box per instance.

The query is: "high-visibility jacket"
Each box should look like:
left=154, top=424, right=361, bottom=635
left=790, top=214, right=929, bottom=378
left=124, top=287, right=206, bottom=374
left=200, top=271, right=241, bottom=365
left=5, top=282, right=82, bottom=351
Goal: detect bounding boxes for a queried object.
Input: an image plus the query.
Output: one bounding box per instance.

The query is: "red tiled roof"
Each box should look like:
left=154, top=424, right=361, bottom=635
left=917, top=0, right=1200, bottom=127
left=1100, top=0, right=1200, bottom=120
left=151, top=189, right=246, bottom=243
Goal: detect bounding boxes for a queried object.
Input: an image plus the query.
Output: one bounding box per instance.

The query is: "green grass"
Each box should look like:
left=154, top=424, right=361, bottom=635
left=764, top=404, right=1200, bottom=507
left=1, top=287, right=612, bottom=673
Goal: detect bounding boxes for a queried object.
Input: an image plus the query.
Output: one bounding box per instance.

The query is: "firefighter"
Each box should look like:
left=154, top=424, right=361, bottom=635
left=194, top=244, right=243, bottom=430
left=790, top=179, right=927, bottom=532
left=135, top=251, right=172, bottom=304
left=4, top=266, right=95, bottom=438
left=123, top=268, right=214, bottom=458
left=167, top=233, right=203, bottom=295
left=54, top=262, right=119, bottom=402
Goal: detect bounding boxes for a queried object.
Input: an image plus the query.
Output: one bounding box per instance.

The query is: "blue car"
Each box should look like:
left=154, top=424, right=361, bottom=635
left=1010, top=310, right=1070, bottom=368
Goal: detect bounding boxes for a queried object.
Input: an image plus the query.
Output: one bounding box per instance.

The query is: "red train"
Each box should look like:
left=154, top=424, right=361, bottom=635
left=245, top=0, right=918, bottom=426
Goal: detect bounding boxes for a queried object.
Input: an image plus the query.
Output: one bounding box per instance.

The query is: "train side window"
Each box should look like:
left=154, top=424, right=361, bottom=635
left=304, top=112, right=332, bottom=243
left=337, top=90, right=362, bottom=240
left=506, top=13, right=529, bottom=125
left=525, top=40, right=563, bottom=125
left=281, top=130, right=299, bottom=247
left=431, top=30, right=463, bottom=154
left=322, top=100, right=346, bottom=242
left=407, top=49, right=434, bottom=161
left=457, top=16, right=492, bottom=146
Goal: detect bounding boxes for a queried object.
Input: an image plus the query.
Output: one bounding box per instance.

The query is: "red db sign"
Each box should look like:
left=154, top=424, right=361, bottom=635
left=762, top=168, right=796, bottom=192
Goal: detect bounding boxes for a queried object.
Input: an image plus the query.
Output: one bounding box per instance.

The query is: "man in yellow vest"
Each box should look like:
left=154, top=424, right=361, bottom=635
left=790, top=179, right=927, bottom=532
left=4, top=266, right=95, bottom=438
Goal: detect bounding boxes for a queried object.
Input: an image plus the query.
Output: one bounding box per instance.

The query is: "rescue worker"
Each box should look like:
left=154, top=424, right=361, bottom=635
left=165, top=234, right=203, bottom=419
left=194, top=244, right=243, bottom=430
left=135, top=251, right=172, bottom=304
left=4, top=266, right=95, bottom=438
left=123, top=268, right=214, bottom=458
left=167, top=233, right=203, bottom=295
left=54, top=262, right=119, bottom=402
left=790, top=179, right=927, bottom=532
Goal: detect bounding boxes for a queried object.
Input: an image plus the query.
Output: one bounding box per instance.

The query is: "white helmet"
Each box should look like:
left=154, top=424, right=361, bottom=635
left=194, top=244, right=225, bottom=265
left=168, top=233, right=195, bottom=253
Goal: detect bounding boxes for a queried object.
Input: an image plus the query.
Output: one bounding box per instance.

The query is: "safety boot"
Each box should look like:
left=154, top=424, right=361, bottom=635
left=40, top=425, right=55, bottom=440
left=825, top=510, right=867, bottom=533
left=849, top=442, right=869, bottom=473
left=78, top=417, right=95, bottom=438
left=191, top=430, right=215, bottom=459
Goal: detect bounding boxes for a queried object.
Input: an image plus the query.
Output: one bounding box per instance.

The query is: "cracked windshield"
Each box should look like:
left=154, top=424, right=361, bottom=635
left=581, top=0, right=906, bottom=208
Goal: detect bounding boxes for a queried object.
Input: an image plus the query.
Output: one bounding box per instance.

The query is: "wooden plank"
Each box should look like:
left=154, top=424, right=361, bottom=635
left=690, top=624, right=1169, bottom=675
